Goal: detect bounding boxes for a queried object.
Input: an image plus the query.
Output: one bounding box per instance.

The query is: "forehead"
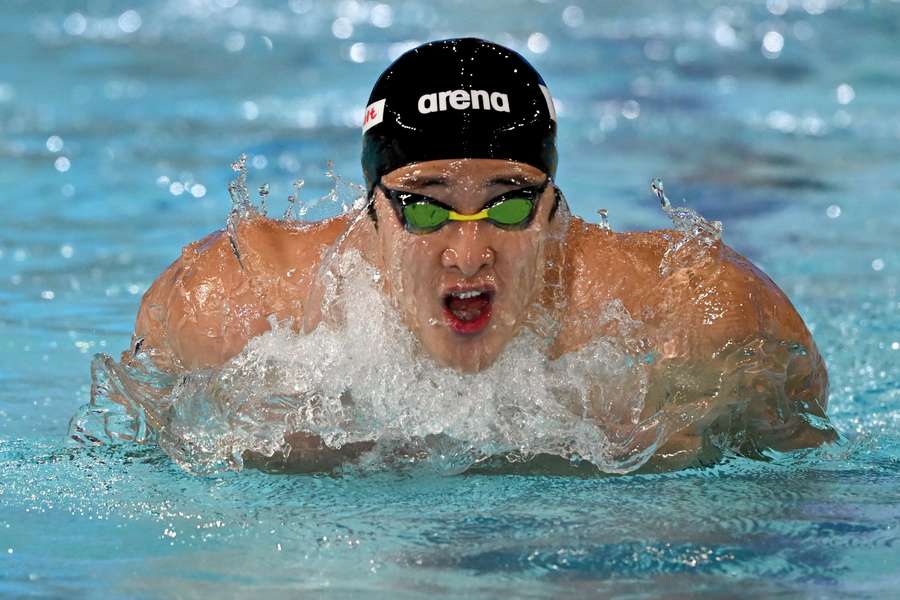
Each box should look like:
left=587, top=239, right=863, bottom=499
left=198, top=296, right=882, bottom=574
left=381, top=158, right=545, bottom=188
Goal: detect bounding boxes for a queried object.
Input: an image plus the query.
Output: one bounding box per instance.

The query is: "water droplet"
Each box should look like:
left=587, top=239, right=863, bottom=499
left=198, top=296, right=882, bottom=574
left=713, top=22, right=737, bottom=48
left=370, top=4, right=392, bottom=28
left=258, top=184, right=269, bottom=215
left=597, top=208, right=610, bottom=231
left=527, top=32, right=550, bottom=54
left=331, top=17, right=353, bottom=39
left=871, top=258, right=885, bottom=271
left=46, top=135, right=63, bottom=153
left=349, top=42, right=367, bottom=63
left=562, top=5, right=584, bottom=28
left=836, top=83, right=855, bottom=105
left=285, top=196, right=296, bottom=220
left=54, top=156, right=71, bottom=172
left=241, top=101, right=259, bottom=121
left=63, top=13, right=87, bottom=36
left=826, top=204, right=841, bottom=218
left=767, top=0, right=789, bottom=15
left=224, top=32, right=245, bottom=52
left=762, top=31, right=784, bottom=58
left=803, top=0, right=827, bottom=15
left=284, top=179, right=305, bottom=220
left=621, top=100, right=640, bottom=120
left=117, top=10, right=141, bottom=33
left=650, top=178, right=669, bottom=209
left=228, top=154, right=253, bottom=216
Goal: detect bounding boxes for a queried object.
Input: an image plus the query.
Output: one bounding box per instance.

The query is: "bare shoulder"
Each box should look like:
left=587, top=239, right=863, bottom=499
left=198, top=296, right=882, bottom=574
left=132, top=215, right=353, bottom=369
left=555, top=220, right=832, bottom=462
left=552, top=219, right=673, bottom=354
left=556, top=219, right=814, bottom=354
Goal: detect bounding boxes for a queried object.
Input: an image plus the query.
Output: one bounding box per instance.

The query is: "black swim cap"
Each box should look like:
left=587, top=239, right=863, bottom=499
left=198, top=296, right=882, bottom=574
left=361, top=38, right=558, bottom=193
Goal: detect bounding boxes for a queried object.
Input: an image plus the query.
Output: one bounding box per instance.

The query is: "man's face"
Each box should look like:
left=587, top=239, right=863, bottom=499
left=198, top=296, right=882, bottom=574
left=371, top=158, right=564, bottom=373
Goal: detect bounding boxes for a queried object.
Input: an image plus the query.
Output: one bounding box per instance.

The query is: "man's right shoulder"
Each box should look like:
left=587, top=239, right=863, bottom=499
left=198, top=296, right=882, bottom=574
left=133, top=215, right=352, bottom=369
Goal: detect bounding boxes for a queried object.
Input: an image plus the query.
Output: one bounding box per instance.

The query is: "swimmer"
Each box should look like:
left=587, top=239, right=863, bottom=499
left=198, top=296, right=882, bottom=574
left=131, top=38, right=834, bottom=470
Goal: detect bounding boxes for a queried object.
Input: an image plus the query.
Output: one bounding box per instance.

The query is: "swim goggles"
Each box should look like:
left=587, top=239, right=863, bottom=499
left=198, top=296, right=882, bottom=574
left=374, top=177, right=552, bottom=234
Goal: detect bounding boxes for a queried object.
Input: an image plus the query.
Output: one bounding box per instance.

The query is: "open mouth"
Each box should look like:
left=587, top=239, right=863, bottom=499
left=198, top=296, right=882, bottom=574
left=442, top=288, right=494, bottom=334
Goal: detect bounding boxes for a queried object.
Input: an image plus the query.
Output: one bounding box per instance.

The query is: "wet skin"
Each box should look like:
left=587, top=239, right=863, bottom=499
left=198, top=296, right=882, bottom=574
left=132, top=159, right=833, bottom=471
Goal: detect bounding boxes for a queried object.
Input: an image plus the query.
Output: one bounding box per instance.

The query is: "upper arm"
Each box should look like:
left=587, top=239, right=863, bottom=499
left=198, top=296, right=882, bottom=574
left=131, top=251, right=185, bottom=370
left=131, top=230, right=240, bottom=370
left=645, top=242, right=833, bottom=462
left=132, top=226, right=273, bottom=369
left=131, top=216, right=352, bottom=371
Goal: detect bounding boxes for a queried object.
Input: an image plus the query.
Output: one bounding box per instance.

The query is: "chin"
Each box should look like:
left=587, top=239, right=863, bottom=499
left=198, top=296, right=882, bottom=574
left=429, top=329, right=507, bottom=374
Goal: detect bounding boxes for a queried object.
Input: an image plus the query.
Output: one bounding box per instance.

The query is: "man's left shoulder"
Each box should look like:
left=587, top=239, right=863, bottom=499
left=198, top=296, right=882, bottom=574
left=650, top=237, right=816, bottom=359
left=554, top=225, right=811, bottom=355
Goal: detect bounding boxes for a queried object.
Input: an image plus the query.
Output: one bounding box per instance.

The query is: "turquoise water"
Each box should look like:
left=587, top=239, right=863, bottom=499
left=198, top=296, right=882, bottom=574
left=2, top=0, right=899, bottom=597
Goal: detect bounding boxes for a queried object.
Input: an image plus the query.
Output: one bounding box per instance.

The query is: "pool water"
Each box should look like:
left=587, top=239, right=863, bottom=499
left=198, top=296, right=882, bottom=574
left=2, top=0, right=899, bottom=597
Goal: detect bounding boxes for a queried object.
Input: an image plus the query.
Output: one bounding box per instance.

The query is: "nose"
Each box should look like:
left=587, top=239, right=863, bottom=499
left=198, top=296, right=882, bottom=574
left=441, top=222, right=495, bottom=277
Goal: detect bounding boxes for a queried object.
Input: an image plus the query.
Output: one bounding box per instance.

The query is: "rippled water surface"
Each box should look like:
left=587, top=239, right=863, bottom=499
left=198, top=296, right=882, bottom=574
left=1, top=0, right=898, bottom=597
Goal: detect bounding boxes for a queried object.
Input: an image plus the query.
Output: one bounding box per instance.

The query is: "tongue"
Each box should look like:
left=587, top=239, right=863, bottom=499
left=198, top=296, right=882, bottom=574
left=447, top=294, right=490, bottom=321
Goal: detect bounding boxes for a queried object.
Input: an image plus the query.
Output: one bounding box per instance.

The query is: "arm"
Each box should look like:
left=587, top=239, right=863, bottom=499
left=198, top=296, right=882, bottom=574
left=129, top=215, right=352, bottom=371
left=639, top=241, right=834, bottom=469
left=130, top=228, right=257, bottom=370
left=554, top=227, right=833, bottom=471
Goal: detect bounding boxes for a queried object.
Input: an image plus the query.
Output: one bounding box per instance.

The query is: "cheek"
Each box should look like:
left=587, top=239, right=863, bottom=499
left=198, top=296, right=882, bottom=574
left=497, top=235, right=544, bottom=293
left=381, top=233, right=443, bottom=309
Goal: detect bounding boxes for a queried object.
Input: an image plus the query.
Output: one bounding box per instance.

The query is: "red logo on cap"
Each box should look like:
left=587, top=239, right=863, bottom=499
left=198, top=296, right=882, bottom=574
left=362, top=99, right=386, bottom=133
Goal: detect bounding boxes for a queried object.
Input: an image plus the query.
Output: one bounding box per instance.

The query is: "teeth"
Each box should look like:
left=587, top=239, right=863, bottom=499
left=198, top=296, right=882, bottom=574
left=450, top=290, right=484, bottom=299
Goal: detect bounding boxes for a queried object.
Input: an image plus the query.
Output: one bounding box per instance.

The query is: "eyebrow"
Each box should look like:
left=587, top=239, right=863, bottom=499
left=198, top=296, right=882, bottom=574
left=394, top=174, right=541, bottom=190
left=395, top=175, right=449, bottom=189
left=485, top=175, right=541, bottom=188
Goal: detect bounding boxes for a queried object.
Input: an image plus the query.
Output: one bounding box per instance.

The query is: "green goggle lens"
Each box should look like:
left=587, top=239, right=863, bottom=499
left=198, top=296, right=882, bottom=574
left=486, top=198, right=533, bottom=225
left=403, top=197, right=533, bottom=231
left=380, top=178, right=549, bottom=233
left=403, top=203, right=449, bottom=230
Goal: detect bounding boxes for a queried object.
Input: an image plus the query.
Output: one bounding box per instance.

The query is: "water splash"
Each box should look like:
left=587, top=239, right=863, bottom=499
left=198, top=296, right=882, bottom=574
left=66, top=161, right=832, bottom=476
left=74, top=250, right=668, bottom=475
left=651, top=177, right=724, bottom=276
left=70, top=241, right=831, bottom=476
left=219, top=154, right=364, bottom=222
left=68, top=352, right=173, bottom=446
left=224, top=154, right=254, bottom=269
left=257, top=183, right=269, bottom=215
left=228, top=154, right=253, bottom=217
left=283, top=179, right=304, bottom=220
left=597, top=208, right=611, bottom=231
left=299, top=161, right=367, bottom=217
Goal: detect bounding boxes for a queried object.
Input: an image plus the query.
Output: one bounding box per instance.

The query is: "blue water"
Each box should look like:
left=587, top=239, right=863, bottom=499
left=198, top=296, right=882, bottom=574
left=2, top=0, right=899, bottom=597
